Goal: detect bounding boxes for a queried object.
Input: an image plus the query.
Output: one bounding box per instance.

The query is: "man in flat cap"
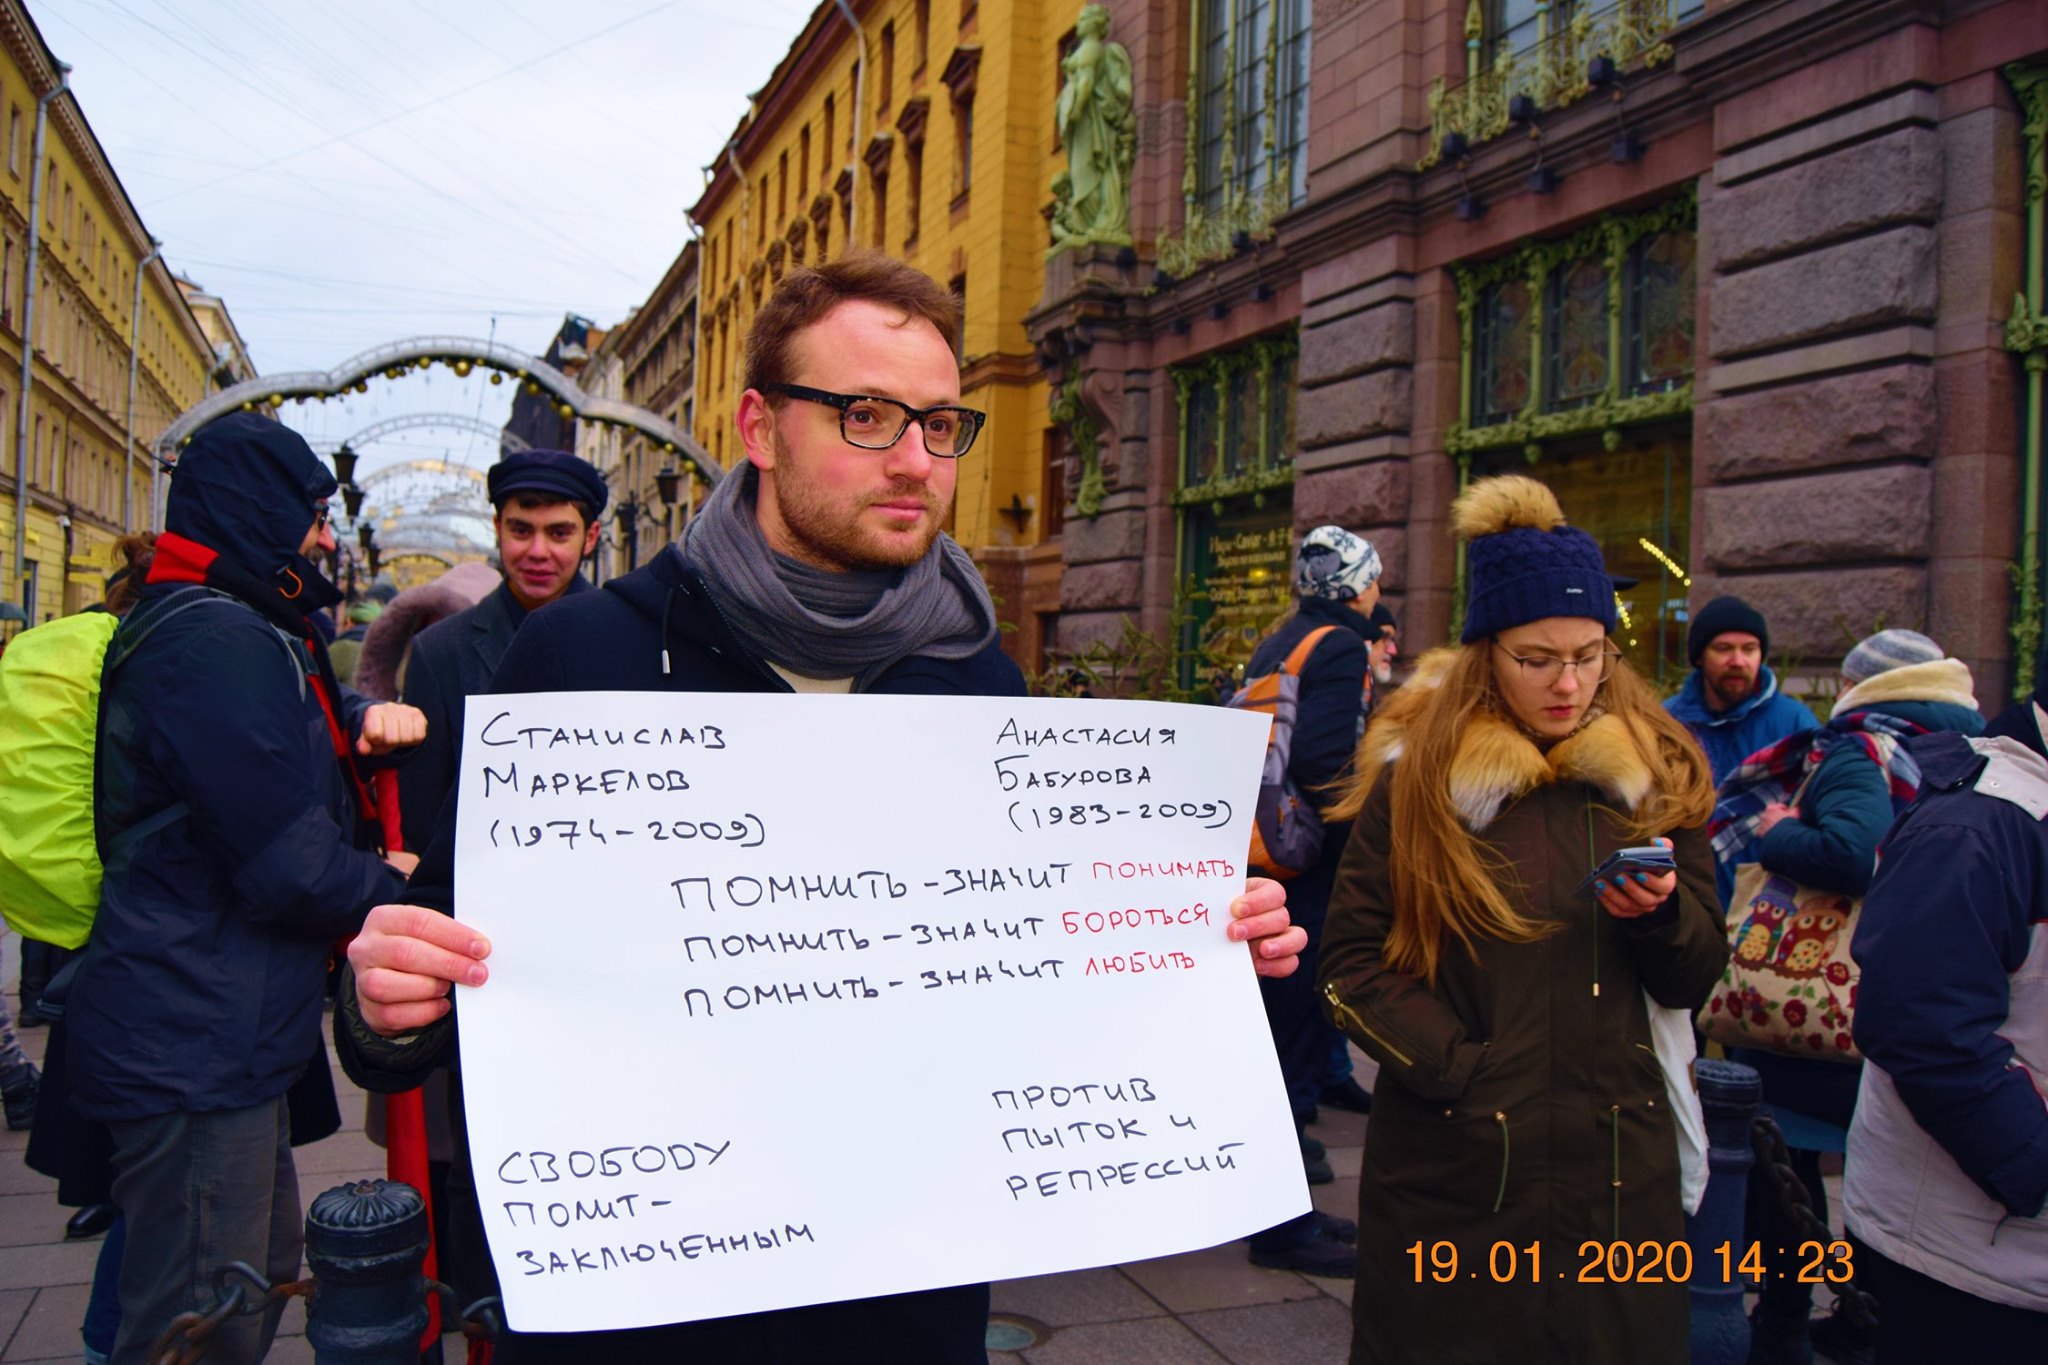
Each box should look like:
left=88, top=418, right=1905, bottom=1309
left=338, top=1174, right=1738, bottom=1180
left=396, top=448, right=606, bottom=853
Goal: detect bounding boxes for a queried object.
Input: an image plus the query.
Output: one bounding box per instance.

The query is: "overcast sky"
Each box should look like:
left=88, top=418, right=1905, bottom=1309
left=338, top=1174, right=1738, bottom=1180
left=43, top=0, right=813, bottom=477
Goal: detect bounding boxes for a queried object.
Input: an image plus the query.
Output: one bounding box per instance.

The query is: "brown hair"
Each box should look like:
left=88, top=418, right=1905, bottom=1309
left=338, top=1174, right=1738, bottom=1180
left=1326, top=641, right=1714, bottom=985
left=104, top=532, right=157, bottom=617
left=742, top=252, right=961, bottom=394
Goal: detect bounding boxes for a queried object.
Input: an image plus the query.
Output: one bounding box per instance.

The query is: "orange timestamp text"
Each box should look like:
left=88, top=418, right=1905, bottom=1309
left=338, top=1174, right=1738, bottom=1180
left=1405, top=1239, right=1855, bottom=1285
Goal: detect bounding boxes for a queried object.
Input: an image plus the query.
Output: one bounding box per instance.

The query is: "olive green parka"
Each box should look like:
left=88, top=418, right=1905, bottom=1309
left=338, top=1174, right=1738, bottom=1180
left=1319, top=680, right=1727, bottom=1365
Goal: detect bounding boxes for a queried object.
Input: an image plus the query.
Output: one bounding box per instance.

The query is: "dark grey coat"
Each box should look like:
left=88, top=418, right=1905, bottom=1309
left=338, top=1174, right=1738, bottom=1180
left=395, top=577, right=590, bottom=853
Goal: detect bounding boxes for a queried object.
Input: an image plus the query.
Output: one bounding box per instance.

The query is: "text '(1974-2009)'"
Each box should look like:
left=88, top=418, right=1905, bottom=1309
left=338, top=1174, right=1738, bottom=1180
left=452, top=692, right=1306, bottom=1335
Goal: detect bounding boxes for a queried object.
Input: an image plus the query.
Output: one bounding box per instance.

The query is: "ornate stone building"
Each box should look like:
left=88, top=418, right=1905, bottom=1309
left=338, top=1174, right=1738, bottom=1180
left=688, top=0, right=1073, bottom=673
left=0, top=1, right=218, bottom=625
left=601, top=238, right=699, bottom=576
left=1029, top=0, right=2048, bottom=701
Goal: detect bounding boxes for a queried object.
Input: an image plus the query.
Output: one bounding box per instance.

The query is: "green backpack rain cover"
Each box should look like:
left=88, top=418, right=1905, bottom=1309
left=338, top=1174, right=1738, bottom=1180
left=0, top=610, right=121, bottom=949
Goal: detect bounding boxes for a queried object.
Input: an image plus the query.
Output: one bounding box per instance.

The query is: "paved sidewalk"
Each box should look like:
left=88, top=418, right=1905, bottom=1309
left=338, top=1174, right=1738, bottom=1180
left=0, top=951, right=1367, bottom=1364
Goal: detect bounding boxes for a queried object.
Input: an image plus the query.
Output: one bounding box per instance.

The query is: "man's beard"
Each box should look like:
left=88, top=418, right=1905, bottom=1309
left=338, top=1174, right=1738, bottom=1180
left=1372, top=661, right=1393, bottom=686
left=1707, top=670, right=1757, bottom=709
left=772, top=431, right=946, bottom=571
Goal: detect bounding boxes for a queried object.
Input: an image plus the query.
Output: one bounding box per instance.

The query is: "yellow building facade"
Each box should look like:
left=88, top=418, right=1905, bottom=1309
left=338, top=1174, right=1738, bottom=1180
left=688, top=0, right=1075, bottom=668
left=0, top=3, right=216, bottom=625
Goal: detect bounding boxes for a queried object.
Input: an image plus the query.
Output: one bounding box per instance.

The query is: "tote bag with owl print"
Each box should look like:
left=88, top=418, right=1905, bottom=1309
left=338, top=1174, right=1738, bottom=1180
left=1696, top=863, right=1862, bottom=1063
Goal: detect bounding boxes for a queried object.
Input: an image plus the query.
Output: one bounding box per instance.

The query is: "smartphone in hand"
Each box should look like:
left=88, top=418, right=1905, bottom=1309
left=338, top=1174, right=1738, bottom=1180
left=1573, top=844, right=1677, bottom=898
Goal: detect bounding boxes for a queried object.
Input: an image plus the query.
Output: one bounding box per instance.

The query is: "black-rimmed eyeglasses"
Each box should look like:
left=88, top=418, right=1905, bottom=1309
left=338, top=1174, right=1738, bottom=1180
left=760, top=383, right=987, bottom=459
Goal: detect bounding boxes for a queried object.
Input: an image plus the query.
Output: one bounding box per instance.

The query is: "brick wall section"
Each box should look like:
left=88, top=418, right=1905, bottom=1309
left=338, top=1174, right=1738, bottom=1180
left=1304, top=0, right=1455, bottom=199
left=1294, top=242, right=1418, bottom=611
left=1926, top=74, right=2025, bottom=701
left=1694, top=58, right=1952, bottom=671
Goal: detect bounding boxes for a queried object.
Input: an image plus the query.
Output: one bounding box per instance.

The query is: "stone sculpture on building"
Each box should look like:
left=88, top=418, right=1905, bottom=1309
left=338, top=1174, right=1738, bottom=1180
left=1050, top=4, right=1135, bottom=253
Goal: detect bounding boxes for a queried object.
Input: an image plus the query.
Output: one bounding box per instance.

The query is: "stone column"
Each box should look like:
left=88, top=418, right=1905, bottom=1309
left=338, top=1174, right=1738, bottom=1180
left=1696, top=81, right=1947, bottom=676
left=1294, top=245, right=1417, bottom=620
left=1930, top=78, right=2025, bottom=702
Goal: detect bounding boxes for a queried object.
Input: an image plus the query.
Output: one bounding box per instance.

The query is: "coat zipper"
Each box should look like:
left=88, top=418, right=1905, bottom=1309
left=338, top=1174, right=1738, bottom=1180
left=1492, top=1111, right=1510, bottom=1213
left=1322, top=981, right=1414, bottom=1069
left=680, top=566, right=796, bottom=693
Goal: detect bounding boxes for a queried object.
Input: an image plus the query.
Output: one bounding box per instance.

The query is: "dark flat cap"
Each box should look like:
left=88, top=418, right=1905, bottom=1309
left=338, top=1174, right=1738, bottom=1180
left=487, top=449, right=609, bottom=515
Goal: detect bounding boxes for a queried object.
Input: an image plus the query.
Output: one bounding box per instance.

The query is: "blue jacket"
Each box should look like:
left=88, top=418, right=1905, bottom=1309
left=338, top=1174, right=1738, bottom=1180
left=1666, top=665, right=1817, bottom=784
left=395, top=576, right=593, bottom=854
left=72, top=420, right=408, bottom=1122
left=1759, top=698, right=1984, bottom=897
left=1844, top=723, right=2048, bottom=1308
left=1244, top=599, right=1372, bottom=923
left=333, top=544, right=1016, bottom=1353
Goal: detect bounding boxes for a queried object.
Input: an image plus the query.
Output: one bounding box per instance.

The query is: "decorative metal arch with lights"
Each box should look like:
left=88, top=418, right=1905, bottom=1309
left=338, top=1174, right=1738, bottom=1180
left=338, top=456, right=495, bottom=581
left=153, top=335, right=719, bottom=486
left=308, top=412, right=532, bottom=457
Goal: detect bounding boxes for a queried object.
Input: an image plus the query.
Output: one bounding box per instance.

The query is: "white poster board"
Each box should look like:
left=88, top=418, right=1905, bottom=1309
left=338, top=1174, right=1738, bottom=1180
left=454, top=693, right=1307, bottom=1333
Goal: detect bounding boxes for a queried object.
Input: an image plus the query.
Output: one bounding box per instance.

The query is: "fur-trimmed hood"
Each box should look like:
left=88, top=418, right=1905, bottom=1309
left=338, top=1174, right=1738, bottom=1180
left=1360, top=647, right=1659, bottom=831
left=1830, top=656, right=1977, bottom=720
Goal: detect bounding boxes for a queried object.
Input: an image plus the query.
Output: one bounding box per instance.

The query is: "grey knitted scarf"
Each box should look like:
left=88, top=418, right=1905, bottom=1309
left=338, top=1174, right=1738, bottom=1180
left=683, top=462, right=997, bottom=688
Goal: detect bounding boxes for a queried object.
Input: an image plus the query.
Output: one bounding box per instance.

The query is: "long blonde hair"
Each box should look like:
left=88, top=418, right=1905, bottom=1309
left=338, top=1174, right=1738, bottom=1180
left=1326, top=641, right=1714, bottom=985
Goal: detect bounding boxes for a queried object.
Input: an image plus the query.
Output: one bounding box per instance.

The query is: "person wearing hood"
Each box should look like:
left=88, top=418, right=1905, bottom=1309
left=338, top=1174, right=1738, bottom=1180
left=1840, top=647, right=2048, bottom=1362
left=1709, top=629, right=1983, bottom=1363
left=1665, top=595, right=1817, bottom=784
left=1318, top=475, right=1725, bottom=1365
left=71, top=412, right=425, bottom=1365
left=335, top=254, right=1307, bottom=1363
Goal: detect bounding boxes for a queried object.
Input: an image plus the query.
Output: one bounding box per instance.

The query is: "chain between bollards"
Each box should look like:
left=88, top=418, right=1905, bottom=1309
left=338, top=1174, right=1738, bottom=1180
left=425, top=1283, right=506, bottom=1344
left=146, top=1262, right=313, bottom=1365
left=146, top=1267, right=506, bottom=1365
left=1750, top=1112, right=1880, bottom=1337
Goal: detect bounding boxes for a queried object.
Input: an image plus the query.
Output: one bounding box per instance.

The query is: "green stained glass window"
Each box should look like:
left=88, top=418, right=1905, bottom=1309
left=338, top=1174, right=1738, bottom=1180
left=1172, top=331, right=1300, bottom=693
left=1184, top=379, right=1221, bottom=486
left=1475, top=279, right=1534, bottom=423
left=1265, top=346, right=1297, bottom=469
left=1221, top=360, right=1256, bottom=481
left=1547, top=256, right=1610, bottom=411
left=1628, top=228, right=1696, bottom=394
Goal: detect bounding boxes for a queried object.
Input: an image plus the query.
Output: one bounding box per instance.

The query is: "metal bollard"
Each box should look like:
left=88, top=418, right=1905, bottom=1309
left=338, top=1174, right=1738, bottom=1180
left=1687, top=1058, right=1761, bottom=1365
left=303, top=1178, right=432, bottom=1365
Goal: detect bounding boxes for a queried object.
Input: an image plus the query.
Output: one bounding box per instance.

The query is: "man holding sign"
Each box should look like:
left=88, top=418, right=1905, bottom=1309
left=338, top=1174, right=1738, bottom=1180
left=339, top=253, right=1306, bottom=1362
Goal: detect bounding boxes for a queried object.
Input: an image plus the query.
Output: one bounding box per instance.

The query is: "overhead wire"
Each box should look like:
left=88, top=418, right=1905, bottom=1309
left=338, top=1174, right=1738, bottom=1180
left=85, top=0, right=644, bottom=289
left=132, top=0, right=701, bottom=208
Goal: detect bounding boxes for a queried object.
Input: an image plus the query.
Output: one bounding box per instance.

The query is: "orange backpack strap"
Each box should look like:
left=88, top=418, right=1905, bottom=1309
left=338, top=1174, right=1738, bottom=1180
left=1280, top=624, right=1340, bottom=678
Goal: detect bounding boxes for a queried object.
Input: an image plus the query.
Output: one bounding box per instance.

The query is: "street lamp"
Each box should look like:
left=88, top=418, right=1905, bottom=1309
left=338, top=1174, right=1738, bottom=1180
left=331, top=443, right=359, bottom=487
left=654, top=466, right=682, bottom=508
left=615, top=497, right=642, bottom=572
left=342, top=484, right=365, bottom=520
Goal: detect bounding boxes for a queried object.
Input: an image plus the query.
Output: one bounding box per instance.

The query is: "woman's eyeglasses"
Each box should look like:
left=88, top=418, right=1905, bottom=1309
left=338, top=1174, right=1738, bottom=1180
left=1490, top=640, right=1623, bottom=685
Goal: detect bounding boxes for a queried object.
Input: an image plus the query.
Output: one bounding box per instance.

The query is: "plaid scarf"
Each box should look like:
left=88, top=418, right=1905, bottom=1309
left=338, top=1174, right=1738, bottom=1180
left=1709, top=709, right=1928, bottom=864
